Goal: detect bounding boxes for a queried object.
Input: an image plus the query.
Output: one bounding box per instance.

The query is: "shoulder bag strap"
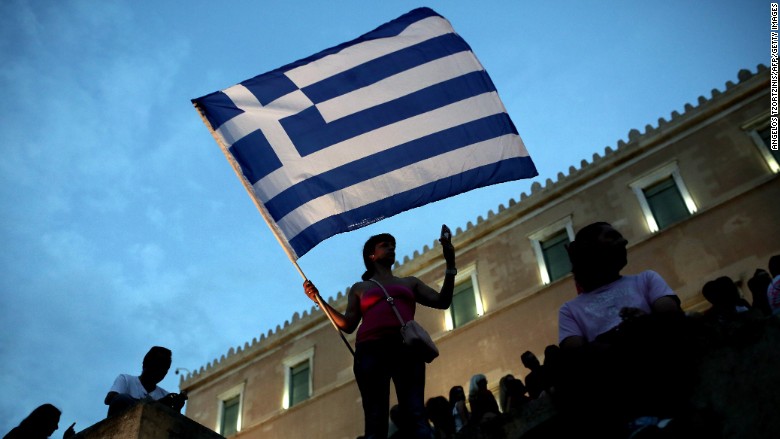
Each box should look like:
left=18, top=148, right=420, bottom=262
left=368, top=278, right=407, bottom=326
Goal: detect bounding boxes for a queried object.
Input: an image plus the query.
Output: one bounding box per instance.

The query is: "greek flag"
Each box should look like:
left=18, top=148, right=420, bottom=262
left=193, top=7, right=537, bottom=259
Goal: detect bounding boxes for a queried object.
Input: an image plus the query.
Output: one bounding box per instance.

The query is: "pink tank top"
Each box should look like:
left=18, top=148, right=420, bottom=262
left=356, top=284, right=416, bottom=344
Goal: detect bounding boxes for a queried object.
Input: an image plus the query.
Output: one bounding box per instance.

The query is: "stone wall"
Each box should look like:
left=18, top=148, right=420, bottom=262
left=73, top=400, right=224, bottom=439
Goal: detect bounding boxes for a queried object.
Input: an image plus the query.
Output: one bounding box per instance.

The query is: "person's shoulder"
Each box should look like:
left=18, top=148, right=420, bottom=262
left=637, top=269, right=665, bottom=279
left=637, top=270, right=674, bottom=287
left=350, top=280, right=374, bottom=294
left=398, top=275, right=421, bottom=285
left=621, top=270, right=665, bottom=286
left=560, top=293, right=580, bottom=306
left=113, top=373, right=134, bottom=382
left=155, top=385, right=170, bottom=396
left=3, top=426, right=23, bottom=439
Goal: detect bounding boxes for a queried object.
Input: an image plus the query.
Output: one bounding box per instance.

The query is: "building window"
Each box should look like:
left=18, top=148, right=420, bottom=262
left=216, top=383, right=245, bottom=437
left=289, top=361, right=310, bottom=406
left=540, top=230, right=572, bottom=283
left=630, top=162, right=697, bottom=233
left=748, top=120, right=780, bottom=173
left=529, top=217, right=575, bottom=285
left=445, top=266, right=484, bottom=330
left=221, top=395, right=240, bottom=436
left=282, top=347, right=314, bottom=409
left=642, top=177, right=690, bottom=230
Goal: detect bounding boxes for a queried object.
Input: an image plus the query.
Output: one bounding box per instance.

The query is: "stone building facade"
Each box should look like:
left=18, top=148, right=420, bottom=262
left=180, top=65, right=778, bottom=439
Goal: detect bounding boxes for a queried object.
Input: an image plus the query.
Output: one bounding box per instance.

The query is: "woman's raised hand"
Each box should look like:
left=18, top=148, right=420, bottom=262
left=439, top=224, right=455, bottom=266
left=303, top=280, right=320, bottom=303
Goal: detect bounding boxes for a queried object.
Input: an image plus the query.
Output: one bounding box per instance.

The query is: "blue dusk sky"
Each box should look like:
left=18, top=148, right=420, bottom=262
left=0, top=0, right=768, bottom=434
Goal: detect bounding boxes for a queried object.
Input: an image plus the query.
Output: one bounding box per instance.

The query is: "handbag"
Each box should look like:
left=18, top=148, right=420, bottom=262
left=369, top=279, right=439, bottom=363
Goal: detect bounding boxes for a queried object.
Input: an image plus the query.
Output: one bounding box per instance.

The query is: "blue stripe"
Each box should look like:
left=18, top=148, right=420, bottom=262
left=288, top=156, right=538, bottom=257
left=229, top=130, right=283, bottom=183
left=242, top=71, right=300, bottom=106
left=265, top=113, right=518, bottom=221
left=302, top=34, right=470, bottom=104
left=270, top=8, right=442, bottom=75
left=281, top=71, right=496, bottom=157
left=192, top=91, right=244, bottom=132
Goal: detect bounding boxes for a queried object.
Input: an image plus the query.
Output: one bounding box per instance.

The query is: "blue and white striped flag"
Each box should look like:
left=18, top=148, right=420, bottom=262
left=193, top=7, right=537, bottom=259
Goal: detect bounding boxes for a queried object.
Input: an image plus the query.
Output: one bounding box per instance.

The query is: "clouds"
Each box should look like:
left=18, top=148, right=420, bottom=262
left=0, top=0, right=768, bottom=435
left=0, top=1, right=223, bottom=429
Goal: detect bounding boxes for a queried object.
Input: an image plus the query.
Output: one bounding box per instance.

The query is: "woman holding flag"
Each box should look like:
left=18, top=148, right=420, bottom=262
left=304, top=226, right=456, bottom=439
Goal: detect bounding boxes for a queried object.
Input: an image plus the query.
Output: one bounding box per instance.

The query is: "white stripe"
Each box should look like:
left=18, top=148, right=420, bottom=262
left=276, top=134, right=526, bottom=240
left=316, top=51, right=484, bottom=123
left=285, top=16, right=454, bottom=88
left=252, top=92, right=512, bottom=202
left=216, top=85, right=311, bottom=166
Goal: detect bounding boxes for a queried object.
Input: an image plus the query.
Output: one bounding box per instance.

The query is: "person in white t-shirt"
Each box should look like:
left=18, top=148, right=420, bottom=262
left=557, top=222, right=683, bottom=350
left=104, top=346, right=187, bottom=417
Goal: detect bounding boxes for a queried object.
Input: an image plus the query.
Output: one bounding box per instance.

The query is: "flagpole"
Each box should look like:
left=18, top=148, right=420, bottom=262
left=192, top=103, right=354, bottom=356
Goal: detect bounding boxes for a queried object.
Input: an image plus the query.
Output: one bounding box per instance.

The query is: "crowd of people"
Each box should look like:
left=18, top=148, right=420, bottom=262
left=357, top=223, right=779, bottom=439
left=8, top=221, right=777, bottom=439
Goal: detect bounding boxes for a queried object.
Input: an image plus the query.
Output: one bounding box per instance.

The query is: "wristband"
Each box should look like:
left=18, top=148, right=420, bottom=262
left=445, top=268, right=458, bottom=276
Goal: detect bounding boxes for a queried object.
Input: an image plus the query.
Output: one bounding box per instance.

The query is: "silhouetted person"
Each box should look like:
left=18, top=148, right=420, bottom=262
left=747, top=269, right=773, bottom=316
left=768, top=255, right=780, bottom=315
left=520, top=351, right=550, bottom=399
left=499, top=374, right=530, bottom=413
left=426, top=396, right=455, bottom=439
left=467, top=374, right=499, bottom=424
left=388, top=404, right=422, bottom=439
left=551, top=222, right=689, bottom=438
left=558, top=222, right=682, bottom=350
left=542, top=344, right=562, bottom=394
left=448, top=385, right=469, bottom=433
left=701, top=276, right=753, bottom=323
left=104, top=346, right=187, bottom=417
left=4, top=404, right=75, bottom=439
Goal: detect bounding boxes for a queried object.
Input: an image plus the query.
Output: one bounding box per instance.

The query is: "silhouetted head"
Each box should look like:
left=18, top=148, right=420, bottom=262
left=469, top=374, right=487, bottom=397
left=448, top=385, right=466, bottom=404
left=567, top=222, right=628, bottom=292
left=425, top=396, right=452, bottom=425
left=769, top=255, right=780, bottom=278
left=521, top=350, right=540, bottom=370
left=748, top=269, right=772, bottom=296
left=141, top=346, right=172, bottom=385
left=499, top=374, right=517, bottom=392
left=543, top=344, right=561, bottom=367
left=361, top=233, right=396, bottom=281
left=500, top=374, right=527, bottom=398
left=15, top=403, right=61, bottom=437
left=702, top=276, right=740, bottom=309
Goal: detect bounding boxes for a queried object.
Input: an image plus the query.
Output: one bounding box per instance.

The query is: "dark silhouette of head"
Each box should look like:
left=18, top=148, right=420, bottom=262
left=769, top=254, right=780, bottom=278
left=361, top=233, right=395, bottom=281
left=469, top=374, right=488, bottom=397
left=448, top=385, right=466, bottom=405
left=521, top=350, right=540, bottom=370
left=567, top=222, right=628, bottom=292
left=141, top=346, right=172, bottom=386
left=747, top=269, right=772, bottom=315
left=425, top=396, right=454, bottom=433
left=543, top=344, right=562, bottom=367
left=702, top=276, right=741, bottom=310
left=13, top=403, right=61, bottom=438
